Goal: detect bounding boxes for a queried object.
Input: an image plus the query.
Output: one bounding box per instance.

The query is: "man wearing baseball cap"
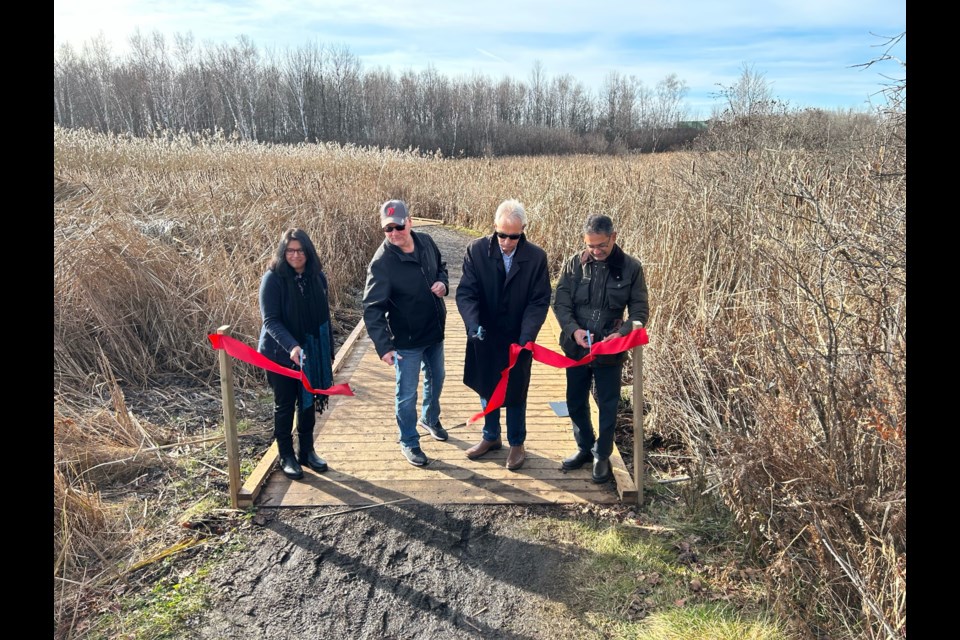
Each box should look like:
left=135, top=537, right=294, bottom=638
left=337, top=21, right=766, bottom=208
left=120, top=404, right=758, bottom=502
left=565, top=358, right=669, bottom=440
left=362, top=200, right=450, bottom=466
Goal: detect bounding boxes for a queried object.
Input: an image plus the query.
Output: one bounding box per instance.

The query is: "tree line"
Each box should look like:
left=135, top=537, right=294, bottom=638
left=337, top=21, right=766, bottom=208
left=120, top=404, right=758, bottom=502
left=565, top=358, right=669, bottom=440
left=54, top=32, right=701, bottom=156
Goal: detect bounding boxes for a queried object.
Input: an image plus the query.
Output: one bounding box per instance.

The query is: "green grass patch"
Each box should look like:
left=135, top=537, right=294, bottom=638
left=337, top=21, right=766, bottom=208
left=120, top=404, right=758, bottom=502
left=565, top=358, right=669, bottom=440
left=90, top=565, right=212, bottom=639
left=444, top=223, right=486, bottom=238
left=239, top=458, right=255, bottom=477
left=521, top=514, right=788, bottom=640
left=636, top=603, right=791, bottom=640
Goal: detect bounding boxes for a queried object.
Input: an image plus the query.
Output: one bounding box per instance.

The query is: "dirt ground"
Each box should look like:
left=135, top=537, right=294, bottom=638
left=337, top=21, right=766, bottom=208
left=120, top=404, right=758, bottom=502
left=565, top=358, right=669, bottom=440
left=193, top=502, right=629, bottom=639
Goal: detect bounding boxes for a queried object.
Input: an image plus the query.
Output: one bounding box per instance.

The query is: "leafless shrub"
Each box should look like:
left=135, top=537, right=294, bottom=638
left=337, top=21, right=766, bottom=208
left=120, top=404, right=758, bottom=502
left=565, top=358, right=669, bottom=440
left=645, top=60, right=906, bottom=637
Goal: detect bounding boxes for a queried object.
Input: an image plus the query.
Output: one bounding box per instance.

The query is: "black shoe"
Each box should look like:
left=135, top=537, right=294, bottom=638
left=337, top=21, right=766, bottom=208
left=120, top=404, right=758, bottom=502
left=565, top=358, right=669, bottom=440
left=401, top=445, right=428, bottom=467
left=592, top=457, right=611, bottom=484
left=562, top=449, right=594, bottom=470
left=280, top=455, right=304, bottom=480
left=299, top=450, right=328, bottom=473
left=418, top=419, right=449, bottom=441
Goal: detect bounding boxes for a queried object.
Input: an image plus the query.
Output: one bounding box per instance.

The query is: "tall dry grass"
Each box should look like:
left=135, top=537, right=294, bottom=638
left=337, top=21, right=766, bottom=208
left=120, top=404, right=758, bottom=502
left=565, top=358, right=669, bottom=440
left=54, top=112, right=904, bottom=639
left=636, top=113, right=906, bottom=639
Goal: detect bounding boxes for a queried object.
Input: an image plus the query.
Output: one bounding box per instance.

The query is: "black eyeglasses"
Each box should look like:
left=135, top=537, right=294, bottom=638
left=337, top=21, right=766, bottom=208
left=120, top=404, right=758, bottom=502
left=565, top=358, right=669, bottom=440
left=496, top=232, right=521, bottom=240
left=285, top=248, right=306, bottom=255
left=383, top=224, right=406, bottom=233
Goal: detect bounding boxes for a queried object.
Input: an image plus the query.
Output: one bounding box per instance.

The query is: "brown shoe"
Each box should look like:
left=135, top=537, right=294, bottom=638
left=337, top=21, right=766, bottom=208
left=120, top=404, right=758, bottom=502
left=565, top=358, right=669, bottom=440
left=466, top=437, right=502, bottom=459
left=505, top=445, right=526, bottom=470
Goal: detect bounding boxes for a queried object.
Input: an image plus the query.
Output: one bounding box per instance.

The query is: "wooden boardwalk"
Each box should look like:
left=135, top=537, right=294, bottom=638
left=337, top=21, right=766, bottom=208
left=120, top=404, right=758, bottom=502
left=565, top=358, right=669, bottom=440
left=239, top=238, right=637, bottom=507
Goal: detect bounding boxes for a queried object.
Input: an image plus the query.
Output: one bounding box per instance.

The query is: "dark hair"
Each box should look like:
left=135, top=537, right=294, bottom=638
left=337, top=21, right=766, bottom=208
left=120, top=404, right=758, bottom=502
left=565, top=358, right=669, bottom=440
left=583, top=214, right=615, bottom=236
left=269, top=227, right=323, bottom=275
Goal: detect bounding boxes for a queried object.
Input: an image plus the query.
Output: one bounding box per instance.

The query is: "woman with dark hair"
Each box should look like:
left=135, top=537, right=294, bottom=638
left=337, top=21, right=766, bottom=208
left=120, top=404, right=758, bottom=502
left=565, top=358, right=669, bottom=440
left=257, top=228, right=335, bottom=479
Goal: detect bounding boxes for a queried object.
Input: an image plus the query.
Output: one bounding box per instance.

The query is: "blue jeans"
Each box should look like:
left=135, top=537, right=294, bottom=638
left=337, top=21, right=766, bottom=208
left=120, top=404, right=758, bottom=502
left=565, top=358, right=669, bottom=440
left=395, top=342, right=445, bottom=448
left=479, top=397, right=526, bottom=447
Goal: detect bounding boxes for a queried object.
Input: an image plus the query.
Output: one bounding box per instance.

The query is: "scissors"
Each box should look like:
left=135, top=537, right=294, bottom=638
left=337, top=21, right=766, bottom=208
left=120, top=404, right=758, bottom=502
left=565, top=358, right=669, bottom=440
left=586, top=330, right=593, bottom=352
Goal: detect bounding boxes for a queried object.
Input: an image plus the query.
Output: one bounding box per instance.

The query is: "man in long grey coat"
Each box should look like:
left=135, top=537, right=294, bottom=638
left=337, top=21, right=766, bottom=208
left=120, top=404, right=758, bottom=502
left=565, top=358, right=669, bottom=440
left=456, top=199, right=551, bottom=470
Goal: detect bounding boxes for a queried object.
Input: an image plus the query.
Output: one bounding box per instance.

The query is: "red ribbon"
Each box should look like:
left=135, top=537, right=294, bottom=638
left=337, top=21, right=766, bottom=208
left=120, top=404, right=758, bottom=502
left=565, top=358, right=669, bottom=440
left=207, top=333, right=354, bottom=396
left=468, top=327, right=649, bottom=424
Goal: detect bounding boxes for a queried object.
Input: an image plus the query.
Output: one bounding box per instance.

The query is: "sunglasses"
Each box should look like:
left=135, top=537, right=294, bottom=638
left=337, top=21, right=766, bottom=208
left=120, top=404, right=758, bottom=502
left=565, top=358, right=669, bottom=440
left=383, top=224, right=406, bottom=233
left=496, top=232, right=521, bottom=240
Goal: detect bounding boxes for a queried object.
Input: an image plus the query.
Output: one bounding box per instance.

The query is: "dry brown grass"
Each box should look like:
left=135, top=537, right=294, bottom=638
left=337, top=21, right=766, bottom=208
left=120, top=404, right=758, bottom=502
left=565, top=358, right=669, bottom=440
left=640, top=113, right=905, bottom=639
left=54, top=114, right=904, bottom=639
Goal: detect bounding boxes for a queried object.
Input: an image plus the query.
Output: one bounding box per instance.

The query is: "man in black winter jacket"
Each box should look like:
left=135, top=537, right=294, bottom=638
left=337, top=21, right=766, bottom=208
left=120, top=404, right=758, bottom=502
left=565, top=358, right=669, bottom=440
left=362, top=200, right=450, bottom=467
left=553, top=214, right=649, bottom=483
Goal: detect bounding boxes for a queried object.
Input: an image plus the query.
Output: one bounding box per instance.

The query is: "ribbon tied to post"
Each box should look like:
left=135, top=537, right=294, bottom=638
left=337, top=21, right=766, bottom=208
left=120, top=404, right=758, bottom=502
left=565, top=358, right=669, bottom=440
left=207, top=333, right=354, bottom=397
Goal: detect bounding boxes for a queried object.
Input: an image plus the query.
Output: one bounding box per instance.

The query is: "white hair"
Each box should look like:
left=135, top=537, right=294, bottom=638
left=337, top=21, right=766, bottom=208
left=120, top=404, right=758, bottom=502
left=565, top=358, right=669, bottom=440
left=494, top=199, right=527, bottom=227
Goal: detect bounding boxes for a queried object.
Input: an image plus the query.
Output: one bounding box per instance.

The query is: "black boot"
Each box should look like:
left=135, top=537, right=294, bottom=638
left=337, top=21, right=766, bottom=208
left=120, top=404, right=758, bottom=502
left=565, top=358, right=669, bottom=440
left=562, top=448, right=594, bottom=470
left=276, top=434, right=303, bottom=480
left=280, top=455, right=304, bottom=479
left=592, top=457, right=611, bottom=484
left=298, top=432, right=328, bottom=472
left=299, top=450, right=328, bottom=472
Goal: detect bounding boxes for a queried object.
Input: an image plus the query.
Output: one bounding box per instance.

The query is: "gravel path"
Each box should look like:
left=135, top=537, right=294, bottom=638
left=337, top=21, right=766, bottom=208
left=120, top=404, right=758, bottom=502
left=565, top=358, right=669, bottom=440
left=413, top=224, right=474, bottom=287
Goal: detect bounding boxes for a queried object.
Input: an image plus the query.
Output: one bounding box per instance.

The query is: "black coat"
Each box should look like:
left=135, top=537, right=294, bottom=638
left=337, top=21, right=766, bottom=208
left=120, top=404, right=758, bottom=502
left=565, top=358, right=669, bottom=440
left=362, top=231, right=449, bottom=358
left=456, top=233, right=551, bottom=405
left=553, top=243, right=649, bottom=365
left=257, top=268, right=334, bottom=367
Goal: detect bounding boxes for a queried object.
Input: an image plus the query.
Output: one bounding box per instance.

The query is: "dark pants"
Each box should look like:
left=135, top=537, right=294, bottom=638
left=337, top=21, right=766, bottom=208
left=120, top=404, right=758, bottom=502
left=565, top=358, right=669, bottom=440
left=565, top=363, right=621, bottom=460
left=267, top=370, right=316, bottom=458
left=480, top=398, right=527, bottom=447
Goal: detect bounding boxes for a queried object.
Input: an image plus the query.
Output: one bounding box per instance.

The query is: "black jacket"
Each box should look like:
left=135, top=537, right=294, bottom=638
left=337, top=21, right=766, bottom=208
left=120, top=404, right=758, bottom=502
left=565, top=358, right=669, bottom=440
left=552, top=244, right=649, bottom=365
left=456, top=233, right=550, bottom=404
left=257, top=268, right=334, bottom=367
left=362, top=231, right=449, bottom=357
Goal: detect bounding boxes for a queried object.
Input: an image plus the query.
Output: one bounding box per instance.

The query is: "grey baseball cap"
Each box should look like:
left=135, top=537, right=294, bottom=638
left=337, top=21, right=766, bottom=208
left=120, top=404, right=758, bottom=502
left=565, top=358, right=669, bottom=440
left=380, top=200, right=409, bottom=226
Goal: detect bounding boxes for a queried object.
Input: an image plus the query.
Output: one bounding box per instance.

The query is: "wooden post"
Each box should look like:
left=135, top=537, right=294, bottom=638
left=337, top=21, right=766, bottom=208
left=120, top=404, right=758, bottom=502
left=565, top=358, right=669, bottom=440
left=632, top=321, right=645, bottom=507
left=216, top=325, right=242, bottom=509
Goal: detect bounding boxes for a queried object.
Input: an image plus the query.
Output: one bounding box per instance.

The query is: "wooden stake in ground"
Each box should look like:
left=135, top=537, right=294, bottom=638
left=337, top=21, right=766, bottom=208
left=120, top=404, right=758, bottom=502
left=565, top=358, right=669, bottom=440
left=216, top=325, right=242, bottom=509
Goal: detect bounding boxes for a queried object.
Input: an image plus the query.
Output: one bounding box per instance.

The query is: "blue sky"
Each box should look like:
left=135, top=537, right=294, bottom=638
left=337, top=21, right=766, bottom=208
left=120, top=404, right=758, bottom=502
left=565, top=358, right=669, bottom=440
left=53, top=1, right=906, bottom=120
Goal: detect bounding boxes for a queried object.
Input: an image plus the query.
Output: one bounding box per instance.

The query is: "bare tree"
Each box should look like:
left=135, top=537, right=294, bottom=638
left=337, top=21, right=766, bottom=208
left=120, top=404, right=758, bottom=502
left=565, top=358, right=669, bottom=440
left=601, top=71, right=643, bottom=148
left=649, top=73, right=689, bottom=151
left=54, top=43, right=82, bottom=128
left=328, top=45, right=362, bottom=141
left=128, top=30, right=176, bottom=133
left=527, top=60, right=547, bottom=126
left=80, top=35, right=118, bottom=132
left=709, top=63, right=780, bottom=157
left=206, top=36, right=263, bottom=140
left=282, top=42, right=324, bottom=142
